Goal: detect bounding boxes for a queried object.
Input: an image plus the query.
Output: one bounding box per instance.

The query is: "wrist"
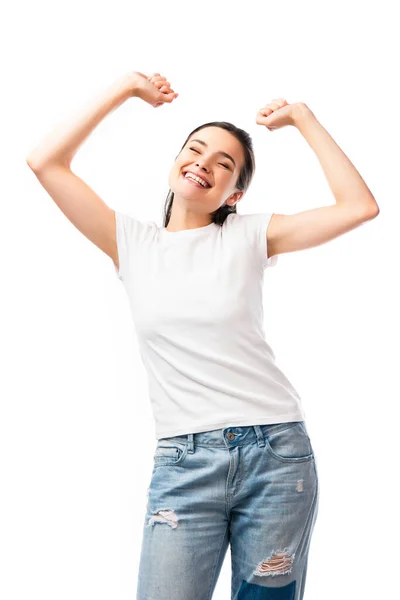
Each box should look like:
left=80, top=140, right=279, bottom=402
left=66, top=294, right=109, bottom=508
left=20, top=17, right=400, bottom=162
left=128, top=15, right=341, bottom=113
left=292, top=103, right=316, bottom=129
left=114, top=72, right=140, bottom=99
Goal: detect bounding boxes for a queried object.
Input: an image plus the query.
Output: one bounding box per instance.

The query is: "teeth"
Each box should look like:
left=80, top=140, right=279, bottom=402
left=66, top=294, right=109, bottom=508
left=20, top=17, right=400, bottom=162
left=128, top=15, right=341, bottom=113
left=184, top=172, right=209, bottom=187
left=186, top=173, right=207, bottom=187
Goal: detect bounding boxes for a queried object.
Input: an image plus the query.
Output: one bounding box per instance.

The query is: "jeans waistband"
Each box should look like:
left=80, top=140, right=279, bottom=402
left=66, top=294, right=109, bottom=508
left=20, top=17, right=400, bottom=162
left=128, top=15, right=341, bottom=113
left=160, top=422, right=305, bottom=454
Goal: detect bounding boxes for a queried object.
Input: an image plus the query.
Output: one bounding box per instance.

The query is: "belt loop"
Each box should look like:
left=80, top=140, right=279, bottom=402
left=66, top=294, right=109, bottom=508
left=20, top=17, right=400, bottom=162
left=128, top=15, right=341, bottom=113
left=187, top=433, right=194, bottom=453
left=253, top=425, right=265, bottom=447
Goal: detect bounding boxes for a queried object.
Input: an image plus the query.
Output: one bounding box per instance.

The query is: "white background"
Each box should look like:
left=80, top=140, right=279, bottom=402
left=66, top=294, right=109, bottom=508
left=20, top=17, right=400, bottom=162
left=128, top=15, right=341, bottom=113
left=2, top=0, right=398, bottom=598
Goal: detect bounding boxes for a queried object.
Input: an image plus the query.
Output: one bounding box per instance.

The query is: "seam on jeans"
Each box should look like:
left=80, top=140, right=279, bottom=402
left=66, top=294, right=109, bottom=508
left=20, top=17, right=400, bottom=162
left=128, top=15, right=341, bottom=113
left=266, top=422, right=299, bottom=442
left=291, top=469, right=319, bottom=560
left=206, top=523, right=229, bottom=600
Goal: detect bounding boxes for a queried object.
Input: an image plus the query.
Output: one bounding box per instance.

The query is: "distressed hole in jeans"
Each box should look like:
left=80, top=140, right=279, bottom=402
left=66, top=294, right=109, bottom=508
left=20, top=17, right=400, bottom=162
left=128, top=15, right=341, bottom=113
left=146, top=509, right=179, bottom=529
left=254, top=548, right=295, bottom=577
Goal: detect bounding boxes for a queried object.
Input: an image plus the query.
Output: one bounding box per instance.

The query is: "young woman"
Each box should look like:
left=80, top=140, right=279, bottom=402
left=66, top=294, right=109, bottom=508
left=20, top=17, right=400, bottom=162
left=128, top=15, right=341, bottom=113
left=27, top=71, right=379, bottom=600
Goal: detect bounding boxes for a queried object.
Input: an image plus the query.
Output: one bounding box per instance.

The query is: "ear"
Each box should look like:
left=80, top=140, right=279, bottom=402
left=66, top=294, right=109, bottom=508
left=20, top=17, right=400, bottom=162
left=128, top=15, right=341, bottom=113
left=225, top=191, right=244, bottom=206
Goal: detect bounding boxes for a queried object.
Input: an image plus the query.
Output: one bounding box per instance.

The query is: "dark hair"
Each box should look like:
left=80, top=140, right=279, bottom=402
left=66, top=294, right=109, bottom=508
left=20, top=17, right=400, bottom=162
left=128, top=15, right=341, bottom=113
left=163, top=122, right=255, bottom=228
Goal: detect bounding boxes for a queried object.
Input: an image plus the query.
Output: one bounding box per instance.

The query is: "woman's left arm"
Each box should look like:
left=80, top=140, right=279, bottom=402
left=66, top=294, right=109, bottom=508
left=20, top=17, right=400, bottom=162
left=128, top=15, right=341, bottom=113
left=294, top=104, right=379, bottom=214
left=258, top=101, right=380, bottom=259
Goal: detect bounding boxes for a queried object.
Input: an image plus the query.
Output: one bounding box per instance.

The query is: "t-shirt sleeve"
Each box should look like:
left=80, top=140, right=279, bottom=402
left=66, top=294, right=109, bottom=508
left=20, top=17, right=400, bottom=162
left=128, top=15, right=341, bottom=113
left=113, top=209, right=155, bottom=282
left=238, top=212, right=278, bottom=269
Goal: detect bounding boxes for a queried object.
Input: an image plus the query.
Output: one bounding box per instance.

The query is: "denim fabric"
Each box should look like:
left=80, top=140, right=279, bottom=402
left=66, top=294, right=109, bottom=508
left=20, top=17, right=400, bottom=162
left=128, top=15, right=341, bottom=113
left=137, top=422, right=319, bottom=600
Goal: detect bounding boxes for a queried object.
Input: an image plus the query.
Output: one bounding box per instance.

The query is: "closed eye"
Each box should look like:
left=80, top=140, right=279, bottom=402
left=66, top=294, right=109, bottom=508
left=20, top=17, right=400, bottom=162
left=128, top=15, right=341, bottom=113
left=189, top=147, right=230, bottom=169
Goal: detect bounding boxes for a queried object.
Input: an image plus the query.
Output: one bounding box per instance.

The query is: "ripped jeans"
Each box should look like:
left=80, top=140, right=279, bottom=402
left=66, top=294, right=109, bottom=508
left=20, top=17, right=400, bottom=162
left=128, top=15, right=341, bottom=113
left=137, top=422, right=319, bottom=600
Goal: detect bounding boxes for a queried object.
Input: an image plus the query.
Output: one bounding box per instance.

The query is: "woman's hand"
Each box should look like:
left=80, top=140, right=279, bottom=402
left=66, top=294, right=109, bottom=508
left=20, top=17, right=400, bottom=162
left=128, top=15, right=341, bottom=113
left=256, top=99, right=310, bottom=131
left=128, top=71, right=179, bottom=108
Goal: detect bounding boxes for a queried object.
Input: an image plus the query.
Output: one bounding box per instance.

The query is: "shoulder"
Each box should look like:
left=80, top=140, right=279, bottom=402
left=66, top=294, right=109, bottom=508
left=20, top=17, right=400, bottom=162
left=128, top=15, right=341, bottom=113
left=114, top=210, right=158, bottom=242
left=223, top=211, right=278, bottom=268
left=223, top=211, right=274, bottom=235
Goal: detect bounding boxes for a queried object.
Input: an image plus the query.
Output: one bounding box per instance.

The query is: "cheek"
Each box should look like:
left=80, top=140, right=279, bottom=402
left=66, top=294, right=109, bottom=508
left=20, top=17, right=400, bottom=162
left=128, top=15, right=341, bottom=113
left=174, top=163, right=184, bottom=178
left=168, top=166, right=179, bottom=185
left=168, top=166, right=185, bottom=192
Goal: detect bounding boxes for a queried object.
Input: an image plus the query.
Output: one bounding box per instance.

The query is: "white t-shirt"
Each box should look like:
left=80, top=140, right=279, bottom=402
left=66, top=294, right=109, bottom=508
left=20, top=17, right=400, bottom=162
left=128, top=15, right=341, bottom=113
left=114, top=210, right=306, bottom=440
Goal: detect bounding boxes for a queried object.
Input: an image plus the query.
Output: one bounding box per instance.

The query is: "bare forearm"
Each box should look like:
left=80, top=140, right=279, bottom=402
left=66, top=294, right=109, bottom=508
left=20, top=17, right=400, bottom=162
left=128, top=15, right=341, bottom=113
left=26, top=74, right=134, bottom=170
left=294, top=106, right=379, bottom=215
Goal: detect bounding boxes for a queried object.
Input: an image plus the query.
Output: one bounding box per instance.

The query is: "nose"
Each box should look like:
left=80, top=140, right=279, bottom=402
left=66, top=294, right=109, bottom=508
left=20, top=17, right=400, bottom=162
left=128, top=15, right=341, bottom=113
left=195, top=161, right=210, bottom=174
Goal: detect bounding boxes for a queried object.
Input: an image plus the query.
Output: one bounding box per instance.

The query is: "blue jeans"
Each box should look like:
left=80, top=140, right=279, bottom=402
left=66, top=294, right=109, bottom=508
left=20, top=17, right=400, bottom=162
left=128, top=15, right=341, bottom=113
left=137, top=422, right=319, bottom=600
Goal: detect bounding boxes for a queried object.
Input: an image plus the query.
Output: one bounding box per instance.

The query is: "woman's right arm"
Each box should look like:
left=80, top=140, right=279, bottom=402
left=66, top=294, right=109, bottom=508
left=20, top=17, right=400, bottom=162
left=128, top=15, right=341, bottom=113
left=26, top=72, right=177, bottom=270
left=26, top=75, right=137, bottom=268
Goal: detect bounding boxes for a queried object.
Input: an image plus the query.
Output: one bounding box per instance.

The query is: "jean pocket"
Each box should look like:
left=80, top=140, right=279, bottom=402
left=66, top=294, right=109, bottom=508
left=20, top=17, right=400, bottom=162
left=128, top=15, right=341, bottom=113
left=153, top=441, right=188, bottom=467
left=264, top=421, right=314, bottom=463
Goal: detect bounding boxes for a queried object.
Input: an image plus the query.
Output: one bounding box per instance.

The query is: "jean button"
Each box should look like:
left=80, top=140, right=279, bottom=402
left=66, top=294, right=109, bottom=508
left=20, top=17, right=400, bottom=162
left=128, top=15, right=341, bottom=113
left=226, top=432, right=235, bottom=440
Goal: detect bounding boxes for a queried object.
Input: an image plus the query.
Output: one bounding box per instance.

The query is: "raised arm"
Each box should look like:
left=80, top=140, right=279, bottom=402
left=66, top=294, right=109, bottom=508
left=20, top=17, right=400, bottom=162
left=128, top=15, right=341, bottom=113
left=26, top=72, right=178, bottom=269
left=256, top=101, right=380, bottom=260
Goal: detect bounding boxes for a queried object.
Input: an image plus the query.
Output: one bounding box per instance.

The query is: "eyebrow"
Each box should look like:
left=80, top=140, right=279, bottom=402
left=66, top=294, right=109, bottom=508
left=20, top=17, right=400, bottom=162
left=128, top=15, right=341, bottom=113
left=189, top=139, right=236, bottom=168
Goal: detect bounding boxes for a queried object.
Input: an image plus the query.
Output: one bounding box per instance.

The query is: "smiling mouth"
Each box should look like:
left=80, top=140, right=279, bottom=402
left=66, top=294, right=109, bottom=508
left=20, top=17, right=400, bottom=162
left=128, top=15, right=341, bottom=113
left=181, top=172, right=211, bottom=189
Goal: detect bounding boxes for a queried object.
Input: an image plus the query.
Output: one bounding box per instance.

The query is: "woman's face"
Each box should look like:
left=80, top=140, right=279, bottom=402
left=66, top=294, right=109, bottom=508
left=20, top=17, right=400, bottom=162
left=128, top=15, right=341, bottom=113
left=168, top=127, right=245, bottom=216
